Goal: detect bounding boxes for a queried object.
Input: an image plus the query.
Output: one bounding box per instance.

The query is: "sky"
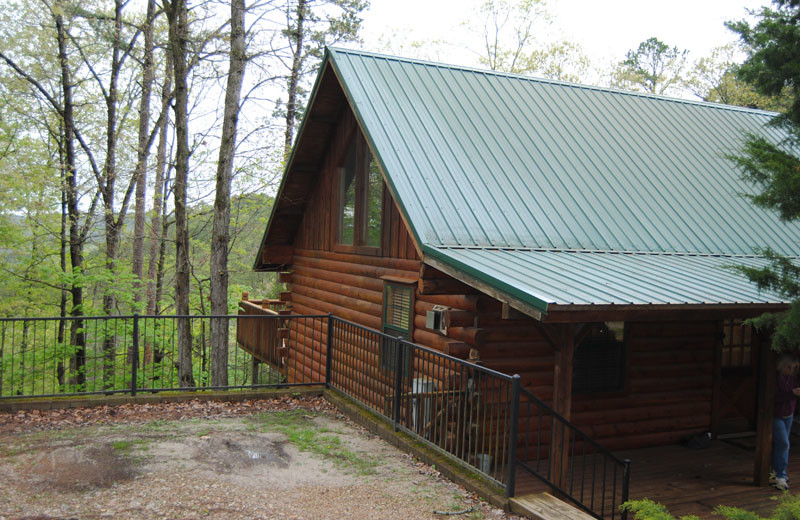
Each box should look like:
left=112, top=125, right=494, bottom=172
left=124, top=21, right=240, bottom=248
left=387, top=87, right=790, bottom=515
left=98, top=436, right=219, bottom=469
left=355, top=0, right=766, bottom=77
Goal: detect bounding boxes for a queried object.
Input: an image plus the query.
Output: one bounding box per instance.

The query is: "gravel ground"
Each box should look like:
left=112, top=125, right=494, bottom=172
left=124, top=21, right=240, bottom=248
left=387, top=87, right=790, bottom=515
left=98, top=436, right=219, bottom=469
left=0, top=397, right=524, bottom=520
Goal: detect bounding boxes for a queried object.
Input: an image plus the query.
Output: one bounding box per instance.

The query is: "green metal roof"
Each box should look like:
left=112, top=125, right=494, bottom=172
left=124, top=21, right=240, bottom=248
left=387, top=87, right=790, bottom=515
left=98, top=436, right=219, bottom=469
left=425, top=246, right=786, bottom=307
left=329, top=48, right=798, bottom=256
left=324, top=48, right=798, bottom=311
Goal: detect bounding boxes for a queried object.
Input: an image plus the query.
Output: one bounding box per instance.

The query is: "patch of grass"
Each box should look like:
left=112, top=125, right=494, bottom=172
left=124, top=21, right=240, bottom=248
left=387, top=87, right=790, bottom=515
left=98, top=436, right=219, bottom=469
left=248, top=410, right=379, bottom=475
left=112, top=440, right=133, bottom=453
left=111, top=438, right=148, bottom=455
left=144, top=419, right=170, bottom=431
left=0, top=444, right=26, bottom=458
left=28, top=428, right=79, bottom=443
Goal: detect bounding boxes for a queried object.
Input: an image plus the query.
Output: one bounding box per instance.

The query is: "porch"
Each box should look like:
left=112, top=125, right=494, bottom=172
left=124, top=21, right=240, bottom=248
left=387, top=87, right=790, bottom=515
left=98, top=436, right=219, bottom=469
left=515, top=433, right=798, bottom=519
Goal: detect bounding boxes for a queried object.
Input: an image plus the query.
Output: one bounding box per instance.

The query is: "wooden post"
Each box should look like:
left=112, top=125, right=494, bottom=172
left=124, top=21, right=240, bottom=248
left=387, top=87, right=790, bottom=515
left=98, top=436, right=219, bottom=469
left=550, top=323, right=575, bottom=490
left=710, top=320, right=723, bottom=438
left=754, top=331, right=775, bottom=486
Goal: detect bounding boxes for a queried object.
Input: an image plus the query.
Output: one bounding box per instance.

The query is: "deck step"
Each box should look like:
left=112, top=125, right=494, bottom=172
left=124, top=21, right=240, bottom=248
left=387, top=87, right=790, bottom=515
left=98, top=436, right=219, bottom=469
left=510, top=492, right=594, bottom=520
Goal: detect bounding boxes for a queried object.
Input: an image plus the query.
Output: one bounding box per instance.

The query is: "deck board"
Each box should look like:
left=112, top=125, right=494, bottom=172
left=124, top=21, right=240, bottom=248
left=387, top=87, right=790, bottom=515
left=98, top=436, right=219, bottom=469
left=514, top=434, right=800, bottom=519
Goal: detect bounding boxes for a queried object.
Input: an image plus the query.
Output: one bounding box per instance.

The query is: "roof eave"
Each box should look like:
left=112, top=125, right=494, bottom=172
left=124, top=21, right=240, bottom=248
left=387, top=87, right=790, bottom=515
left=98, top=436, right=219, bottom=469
left=253, top=50, right=336, bottom=271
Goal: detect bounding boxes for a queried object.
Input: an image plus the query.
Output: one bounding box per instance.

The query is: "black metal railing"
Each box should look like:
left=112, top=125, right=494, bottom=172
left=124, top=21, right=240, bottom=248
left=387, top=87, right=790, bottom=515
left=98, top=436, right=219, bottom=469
left=0, top=310, right=629, bottom=519
left=327, top=316, right=518, bottom=487
left=516, top=387, right=630, bottom=519
left=325, top=316, right=629, bottom=520
left=0, top=313, right=327, bottom=398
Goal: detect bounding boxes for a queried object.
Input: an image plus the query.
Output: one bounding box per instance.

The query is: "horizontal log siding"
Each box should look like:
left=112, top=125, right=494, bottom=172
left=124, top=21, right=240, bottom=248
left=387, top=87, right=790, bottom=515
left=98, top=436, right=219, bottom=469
left=284, top=105, right=420, bottom=404
left=571, top=320, right=717, bottom=451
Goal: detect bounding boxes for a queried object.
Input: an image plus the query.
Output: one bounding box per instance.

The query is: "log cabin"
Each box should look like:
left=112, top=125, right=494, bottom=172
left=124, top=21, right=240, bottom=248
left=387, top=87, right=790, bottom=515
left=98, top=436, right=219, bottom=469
left=251, top=47, right=800, bottom=494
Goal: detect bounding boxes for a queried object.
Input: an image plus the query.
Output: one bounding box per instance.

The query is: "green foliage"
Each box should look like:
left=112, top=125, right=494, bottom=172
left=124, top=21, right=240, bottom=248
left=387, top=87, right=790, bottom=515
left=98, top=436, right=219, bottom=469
left=624, top=485, right=800, bottom=520
left=731, top=135, right=800, bottom=221
left=727, top=1, right=800, bottom=126
left=622, top=499, right=701, bottom=520
left=725, top=1, right=800, bottom=351
left=687, top=44, right=789, bottom=109
left=613, top=37, right=688, bottom=95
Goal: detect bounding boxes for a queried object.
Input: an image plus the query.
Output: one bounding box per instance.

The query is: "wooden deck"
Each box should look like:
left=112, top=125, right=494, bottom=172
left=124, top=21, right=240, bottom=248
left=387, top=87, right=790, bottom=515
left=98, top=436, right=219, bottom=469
left=514, top=434, right=799, bottom=519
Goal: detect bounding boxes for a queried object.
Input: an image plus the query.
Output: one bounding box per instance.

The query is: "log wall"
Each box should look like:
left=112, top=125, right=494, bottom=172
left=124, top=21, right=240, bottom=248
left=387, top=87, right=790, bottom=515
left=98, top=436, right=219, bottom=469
left=571, top=320, right=716, bottom=451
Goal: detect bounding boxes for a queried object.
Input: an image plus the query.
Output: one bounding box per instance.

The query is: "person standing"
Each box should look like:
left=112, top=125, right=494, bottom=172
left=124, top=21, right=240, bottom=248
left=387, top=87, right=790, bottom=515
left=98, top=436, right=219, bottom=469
left=773, top=353, right=800, bottom=491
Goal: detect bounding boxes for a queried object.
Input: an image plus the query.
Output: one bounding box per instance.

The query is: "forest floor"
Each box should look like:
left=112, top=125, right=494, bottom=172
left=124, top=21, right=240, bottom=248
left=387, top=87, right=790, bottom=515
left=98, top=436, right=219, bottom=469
left=0, top=396, right=523, bottom=520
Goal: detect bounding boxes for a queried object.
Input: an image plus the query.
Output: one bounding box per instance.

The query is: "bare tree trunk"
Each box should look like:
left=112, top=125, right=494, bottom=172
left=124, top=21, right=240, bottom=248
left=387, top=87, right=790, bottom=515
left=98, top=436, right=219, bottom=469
left=101, top=0, right=124, bottom=390
left=284, top=0, right=306, bottom=157
left=132, top=0, right=157, bottom=312
left=57, top=125, right=68, bottom=392
left=146, top=55, right=172, bottom=314
left=55, top=5, right=86, bottom=390
left=210, top=0, right=247, bottom=387
left=167, top=0, right=194, bottom=387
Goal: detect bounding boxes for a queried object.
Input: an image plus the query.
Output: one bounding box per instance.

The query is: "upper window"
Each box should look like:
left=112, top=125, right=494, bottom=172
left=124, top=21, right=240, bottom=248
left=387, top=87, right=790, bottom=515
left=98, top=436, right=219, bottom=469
left=337, top=135, right=383, bottom=249
left=573, top=322, right=626, bottom=394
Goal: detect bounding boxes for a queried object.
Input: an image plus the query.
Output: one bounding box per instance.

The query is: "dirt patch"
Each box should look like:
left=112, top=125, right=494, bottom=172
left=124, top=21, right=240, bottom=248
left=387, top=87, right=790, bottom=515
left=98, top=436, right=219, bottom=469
left=193, top=433, right=292, bottom=471
left=0, top=397, right=523, bottom=520
left=25, top=444, right=136, bottom=492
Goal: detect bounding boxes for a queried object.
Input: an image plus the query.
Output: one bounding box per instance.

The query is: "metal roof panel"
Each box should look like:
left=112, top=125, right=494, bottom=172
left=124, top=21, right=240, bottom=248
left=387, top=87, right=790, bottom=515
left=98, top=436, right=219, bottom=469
left=330, top=48, right=800, bottom=257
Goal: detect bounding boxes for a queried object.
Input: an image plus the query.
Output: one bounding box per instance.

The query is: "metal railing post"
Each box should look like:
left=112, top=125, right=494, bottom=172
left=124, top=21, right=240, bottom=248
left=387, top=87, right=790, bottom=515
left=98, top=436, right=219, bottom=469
left=621, top=459, right=632, bottom=520
left=325, top=314, right=333, bottom=387
left=506, top=374, right=521, bottom=498
left=131, top=314, right=139, bottom=397
left=392, top=339, right=404, bottom=431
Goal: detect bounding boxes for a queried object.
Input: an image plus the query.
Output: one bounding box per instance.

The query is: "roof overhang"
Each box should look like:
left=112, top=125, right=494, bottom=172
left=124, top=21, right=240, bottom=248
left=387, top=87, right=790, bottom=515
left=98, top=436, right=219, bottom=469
left=254, top=54, right=347, bottom=271
left=423, top=245, right=791, bottom=323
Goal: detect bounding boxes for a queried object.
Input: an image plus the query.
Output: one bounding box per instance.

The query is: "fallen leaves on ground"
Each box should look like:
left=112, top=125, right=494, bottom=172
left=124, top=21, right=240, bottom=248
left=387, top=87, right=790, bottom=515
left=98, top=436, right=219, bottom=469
left=0, top=395, right=337, bottom=434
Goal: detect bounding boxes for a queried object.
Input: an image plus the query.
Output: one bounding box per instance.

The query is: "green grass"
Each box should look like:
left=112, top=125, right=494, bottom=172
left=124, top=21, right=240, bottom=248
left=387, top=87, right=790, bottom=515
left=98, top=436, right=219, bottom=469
left=248, top=410, right=379, bottom=475
left=0, top=444, right=26, bottom=458
left=111, top=438, right=148, bottom=455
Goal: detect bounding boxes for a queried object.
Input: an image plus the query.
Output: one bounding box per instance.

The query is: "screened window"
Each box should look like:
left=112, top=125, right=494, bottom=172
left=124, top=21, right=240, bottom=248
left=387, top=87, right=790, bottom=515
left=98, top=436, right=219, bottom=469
left=721, top=319, right=753, bottom=374
left=337, top=135, right=383, bottom=249
left=573, top=322, right=626, bottom=394
left=381, top=283, right=413, bottom=375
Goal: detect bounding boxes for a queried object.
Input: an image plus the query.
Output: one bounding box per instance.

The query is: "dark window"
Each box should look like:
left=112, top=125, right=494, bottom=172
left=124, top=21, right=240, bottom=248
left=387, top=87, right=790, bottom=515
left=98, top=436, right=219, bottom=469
left=381, top=283, right=413, bottom=376
left=573, top=322, right=626, bottom=394
left=721, top=319, right=753, bottom=375
left=337, top=136, right=383, bottom=248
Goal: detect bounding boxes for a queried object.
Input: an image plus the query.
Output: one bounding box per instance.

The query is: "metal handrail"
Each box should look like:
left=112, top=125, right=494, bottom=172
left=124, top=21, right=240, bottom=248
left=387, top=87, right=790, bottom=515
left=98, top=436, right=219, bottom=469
left=515, top=387, right=630, bottom=520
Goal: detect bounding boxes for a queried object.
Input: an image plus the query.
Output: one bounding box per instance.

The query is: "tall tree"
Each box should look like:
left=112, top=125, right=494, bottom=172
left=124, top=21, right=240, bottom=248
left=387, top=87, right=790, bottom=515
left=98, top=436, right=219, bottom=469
left=612, top=37, right=688, bottom=96
left=281, top=0, right=368, bottom=155
left=688, top=43, right=787, bottom=110
left=132, top=0, right=159, bottom=312
left=165, top=0, right=194, bottom=387
left=477, top=0, right=545, bottom=73
left=466, top=0, right=590, bottom=82
left=726, top=0, right=800, bottom=350
left=210, top=0, right=247, bottom=386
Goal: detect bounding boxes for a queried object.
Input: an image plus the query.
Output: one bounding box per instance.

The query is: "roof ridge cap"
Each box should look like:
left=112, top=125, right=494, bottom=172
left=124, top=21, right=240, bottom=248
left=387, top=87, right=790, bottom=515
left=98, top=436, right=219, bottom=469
left=327, top=46, right=779, bottom=117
